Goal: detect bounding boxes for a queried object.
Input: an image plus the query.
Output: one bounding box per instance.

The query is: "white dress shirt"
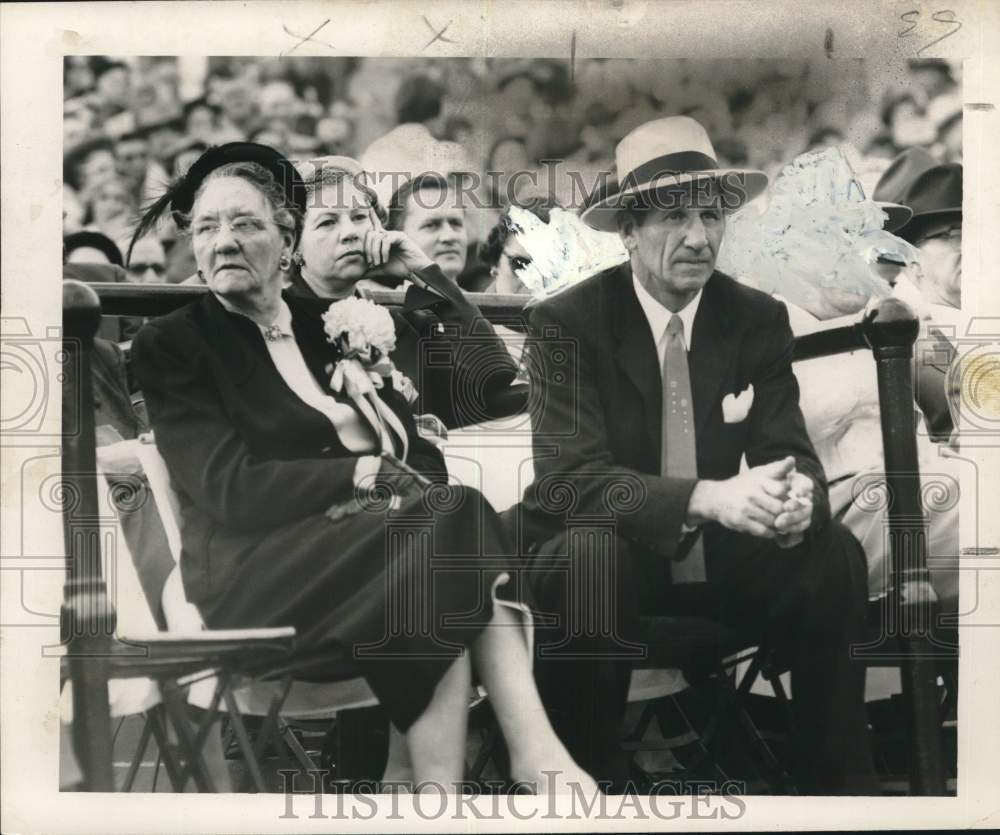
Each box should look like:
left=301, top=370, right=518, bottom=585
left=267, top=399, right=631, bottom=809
left=253, top=299, right=377, bottom=454
left=632, top=274, right=703, bottom=367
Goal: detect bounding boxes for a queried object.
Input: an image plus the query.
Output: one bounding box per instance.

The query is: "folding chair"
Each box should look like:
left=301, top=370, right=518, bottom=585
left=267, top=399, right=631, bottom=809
left=86, top=435, right=379, bottom=791
left=621, top=619, right=793, bottom=793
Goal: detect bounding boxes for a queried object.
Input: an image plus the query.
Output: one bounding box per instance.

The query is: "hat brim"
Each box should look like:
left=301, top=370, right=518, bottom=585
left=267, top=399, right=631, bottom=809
left=172, top=142, right=307, bottom=221
left=875, top=202, right=913, bottom=233
left=896, top=206, right=962, bottom=243
left=580, top=170, right=769, bottom=232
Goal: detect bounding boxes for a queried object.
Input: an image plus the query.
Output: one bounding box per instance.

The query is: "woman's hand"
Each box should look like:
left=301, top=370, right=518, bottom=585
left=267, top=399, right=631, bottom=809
left=363, top=229, right=433, bottom=280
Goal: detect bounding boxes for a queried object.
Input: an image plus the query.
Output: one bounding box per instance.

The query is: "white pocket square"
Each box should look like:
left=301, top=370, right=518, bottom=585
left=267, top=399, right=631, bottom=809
left=722, top=384, right=754, bottom=424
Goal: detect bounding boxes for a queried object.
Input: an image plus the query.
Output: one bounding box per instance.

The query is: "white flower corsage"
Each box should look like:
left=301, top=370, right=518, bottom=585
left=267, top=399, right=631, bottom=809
left=322, top=297, right=417, bottom=460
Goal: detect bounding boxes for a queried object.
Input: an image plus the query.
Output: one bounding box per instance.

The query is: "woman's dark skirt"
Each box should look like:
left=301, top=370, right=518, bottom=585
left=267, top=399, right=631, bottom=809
left=195, top=484, right=523, bottom=731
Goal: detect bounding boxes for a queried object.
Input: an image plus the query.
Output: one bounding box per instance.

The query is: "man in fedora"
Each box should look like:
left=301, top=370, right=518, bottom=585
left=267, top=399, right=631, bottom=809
left=876, top=150, right=963, bottom=443
left=520, top=116, right=876, bottom=793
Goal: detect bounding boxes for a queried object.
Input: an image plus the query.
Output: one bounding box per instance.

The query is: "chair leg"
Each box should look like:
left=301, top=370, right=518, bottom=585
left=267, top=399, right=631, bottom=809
left=122, top=715, right=155, bottom=792
left=160, top=680, right=215, bottom=792
left=146, top=705, right=189, bottom=791
left=222, top=687, right=269, bottom=792
left=277, top=719, right=320, bottom=772
left=248, top=676, right=293, bottom=767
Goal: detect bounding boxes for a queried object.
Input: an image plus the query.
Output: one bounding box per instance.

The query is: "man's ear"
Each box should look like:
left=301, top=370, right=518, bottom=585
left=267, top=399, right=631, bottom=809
left=616, top=212, right=637, bottom=252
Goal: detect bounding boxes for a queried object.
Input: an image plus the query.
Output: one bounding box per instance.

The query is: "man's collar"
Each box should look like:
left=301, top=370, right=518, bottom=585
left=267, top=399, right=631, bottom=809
left=631, top=273, right=703, bottom=350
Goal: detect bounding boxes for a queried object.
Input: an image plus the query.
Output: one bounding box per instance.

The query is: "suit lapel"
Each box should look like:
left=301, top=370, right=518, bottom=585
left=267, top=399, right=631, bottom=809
left=611, top=267, right=663, bottom=451
left=689, top=274, right=739, bottom=437
left=199, top=293, right=262, bottom=384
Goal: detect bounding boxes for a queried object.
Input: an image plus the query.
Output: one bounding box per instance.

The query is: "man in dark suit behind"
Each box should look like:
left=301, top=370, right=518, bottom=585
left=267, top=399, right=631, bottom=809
left=519, top=117, right=876, bottom=794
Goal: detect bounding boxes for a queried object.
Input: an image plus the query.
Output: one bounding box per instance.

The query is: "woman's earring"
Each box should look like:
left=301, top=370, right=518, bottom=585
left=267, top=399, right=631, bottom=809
left=197, top=269, right=205, bottom=282
left=278, top=253, right=292, bottom=272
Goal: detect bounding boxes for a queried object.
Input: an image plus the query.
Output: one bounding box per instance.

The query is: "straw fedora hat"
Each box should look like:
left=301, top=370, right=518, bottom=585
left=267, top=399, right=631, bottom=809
left=580, top=116, right=768, bottom=232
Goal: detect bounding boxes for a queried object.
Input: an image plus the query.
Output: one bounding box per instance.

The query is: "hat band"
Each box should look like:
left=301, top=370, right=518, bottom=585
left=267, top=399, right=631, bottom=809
left=623, top=151, right=720, bottom=190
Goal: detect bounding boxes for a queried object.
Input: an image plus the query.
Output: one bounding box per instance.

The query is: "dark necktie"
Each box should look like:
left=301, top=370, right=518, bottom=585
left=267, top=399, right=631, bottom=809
left=662, top=314, right=707, bottom=583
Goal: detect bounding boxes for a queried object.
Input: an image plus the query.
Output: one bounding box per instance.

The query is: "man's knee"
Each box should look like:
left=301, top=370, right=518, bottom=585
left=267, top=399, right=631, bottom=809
left=802, top=520, right=869, bottom=616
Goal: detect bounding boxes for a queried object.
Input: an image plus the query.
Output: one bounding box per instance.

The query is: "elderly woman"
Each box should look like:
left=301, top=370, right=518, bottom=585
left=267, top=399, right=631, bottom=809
left=128, top=143, right=594, bottom=793
left=287, top=156, right=517, bottom=429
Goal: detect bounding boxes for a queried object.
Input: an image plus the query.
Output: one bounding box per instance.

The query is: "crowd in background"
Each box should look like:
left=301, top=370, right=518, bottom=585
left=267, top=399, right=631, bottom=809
left=62, top=55, right=962, bottom=284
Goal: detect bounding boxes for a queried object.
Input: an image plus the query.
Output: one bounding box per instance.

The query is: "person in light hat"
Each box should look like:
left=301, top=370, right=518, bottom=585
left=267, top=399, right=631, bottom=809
left=518, top=116, right=877, bottom=793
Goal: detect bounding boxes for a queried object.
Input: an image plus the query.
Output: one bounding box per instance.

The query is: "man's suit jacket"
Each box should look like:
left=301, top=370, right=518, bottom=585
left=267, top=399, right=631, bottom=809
left=130, top=291, right=447, bottom=604
left=288, top=264, right=517, bottom=429
left=521, top=264, right=830, bottom=560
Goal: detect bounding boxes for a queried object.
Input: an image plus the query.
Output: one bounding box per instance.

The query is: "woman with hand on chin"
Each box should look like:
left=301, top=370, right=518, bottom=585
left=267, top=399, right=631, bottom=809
left=128, top=143, right=596, bottom=794
left=287, top=156, right=517, bottom=429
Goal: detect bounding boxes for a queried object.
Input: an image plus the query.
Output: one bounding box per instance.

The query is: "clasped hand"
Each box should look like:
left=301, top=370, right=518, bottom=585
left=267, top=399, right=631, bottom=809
left=688, top=456, right=814, bottom=546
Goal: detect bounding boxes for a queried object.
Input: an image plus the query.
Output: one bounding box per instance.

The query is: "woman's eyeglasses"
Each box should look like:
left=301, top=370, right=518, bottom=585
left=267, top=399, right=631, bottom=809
left=191, top=216, right=273, bottom=240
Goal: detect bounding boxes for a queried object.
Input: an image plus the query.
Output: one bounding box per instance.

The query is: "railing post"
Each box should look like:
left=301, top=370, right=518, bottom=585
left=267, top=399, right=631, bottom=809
left=861, top=297, right=946, bottom=795
left=61, top=280, right=115, bottom=790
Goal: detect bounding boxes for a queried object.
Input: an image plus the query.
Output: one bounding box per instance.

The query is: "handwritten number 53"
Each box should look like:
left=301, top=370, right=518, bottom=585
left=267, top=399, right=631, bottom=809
left=899, top=10, right=963, bottom=55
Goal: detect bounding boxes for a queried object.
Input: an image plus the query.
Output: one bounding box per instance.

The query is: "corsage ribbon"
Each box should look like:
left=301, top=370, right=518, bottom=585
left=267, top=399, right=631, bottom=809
left=330, top=356, right=409, bottom=462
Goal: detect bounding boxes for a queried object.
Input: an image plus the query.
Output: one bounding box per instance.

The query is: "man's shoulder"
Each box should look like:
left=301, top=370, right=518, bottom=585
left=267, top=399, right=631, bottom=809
left=531, top=263, right=627, bottom=323
left=707, top=271, right=788, bottom=326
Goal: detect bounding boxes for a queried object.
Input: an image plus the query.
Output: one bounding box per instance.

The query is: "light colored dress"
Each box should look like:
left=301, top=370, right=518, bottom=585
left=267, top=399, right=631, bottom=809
left=783, top=298, right=959, bottom=607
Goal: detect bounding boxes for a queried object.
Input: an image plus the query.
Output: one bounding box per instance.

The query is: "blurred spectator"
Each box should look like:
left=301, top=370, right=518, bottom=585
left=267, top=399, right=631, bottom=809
left=169, top=140, right=209, bottom=179
left=64, top=230, right=124, bottom=267
left=927, top=94, right=962, bottom=164
left=714, top=136, right=750, bottom=167
left=259, top=79, right=299, bottom=130
left=863, top=134, right=898, bottom=161
left=908, top=58, right=958, bottom=103
left=882, top=89, right=936, bottom=150
left=91, top=58, right=132, bottom=120
left=114, top=130, right=168, bottom=207
left=123, top=235, right=168, bottom=283
left=64, top=137, right=118, bottom=195
left=86, top=176, right=133, bottom=243
left=183, top=97, right=220, bottom=143
left=114, top=130, right=150, bottom=196
left=63, top=186, right=86, bottom=235
left=805, top=126, right=846, bottom=154
left=487, top=137, right=532, bottom=206
left=64, top=55, right=961, bottom=239
left=395, top=73, right=445, bottom=135
left=143, top=114, right=187, bottom=169
left=216, top=74, right=258, bottom=137
left=444, top=114, right=474, bottom=145
left=65, top=57, right=96, bottom=100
